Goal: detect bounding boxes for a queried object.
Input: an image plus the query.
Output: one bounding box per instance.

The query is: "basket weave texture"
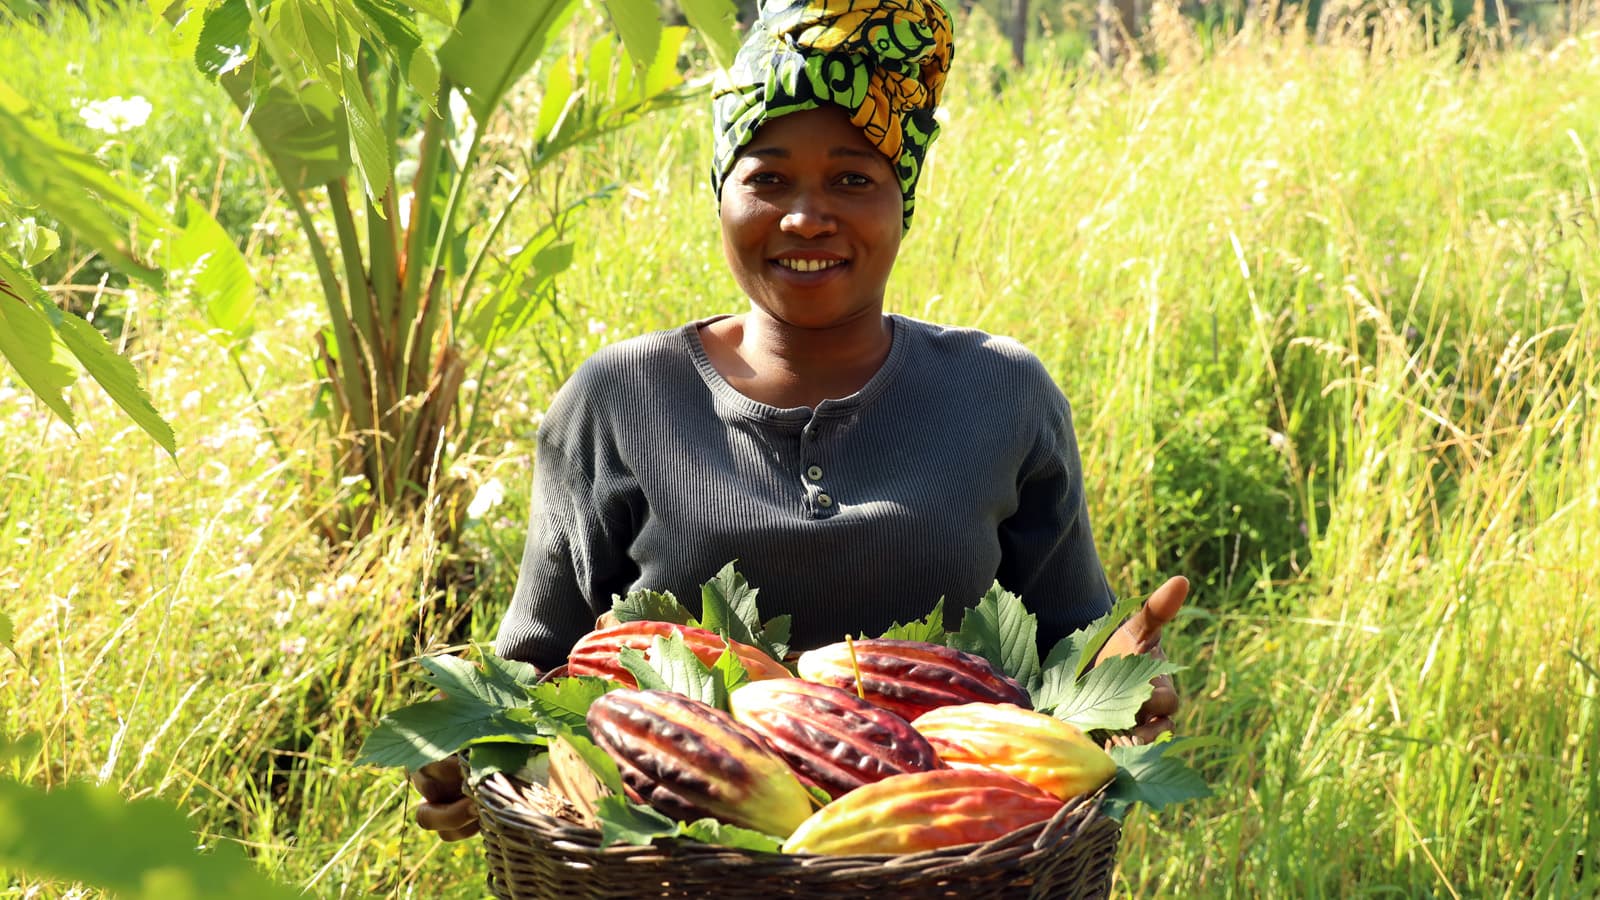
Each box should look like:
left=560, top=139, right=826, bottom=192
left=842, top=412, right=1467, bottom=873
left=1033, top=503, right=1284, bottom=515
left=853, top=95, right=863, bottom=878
left=468, top=772, right=1121, bottom=899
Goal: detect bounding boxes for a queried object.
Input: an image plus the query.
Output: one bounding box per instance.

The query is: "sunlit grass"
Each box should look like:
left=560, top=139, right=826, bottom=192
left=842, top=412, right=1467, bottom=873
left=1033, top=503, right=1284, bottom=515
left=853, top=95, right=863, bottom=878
left=2, top=5, right=1598, bottom=897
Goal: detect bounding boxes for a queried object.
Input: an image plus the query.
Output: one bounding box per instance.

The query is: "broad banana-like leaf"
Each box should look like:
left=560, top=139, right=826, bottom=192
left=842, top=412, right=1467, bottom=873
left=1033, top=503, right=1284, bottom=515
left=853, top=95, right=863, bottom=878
left=438, top=0, right=581, bottom=123
left=169, top=198, right=256, bottom=345
left=0, top=251, right=177, bottom=456
left=677, top=0, right=740, bottom=69
left=601, top=0, right=663, bottom=74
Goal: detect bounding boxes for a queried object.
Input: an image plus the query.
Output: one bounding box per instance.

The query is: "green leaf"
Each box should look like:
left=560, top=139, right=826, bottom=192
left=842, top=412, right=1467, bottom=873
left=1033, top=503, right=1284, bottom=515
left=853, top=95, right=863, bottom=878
left=701, top=561, right=788, bottom=661
left=438, top=0, right=581, bottom=123
left=552, top=729, right=625, bottom=797
left=339, top=45, right=393, bottom=203
left=1045, top=653, right=1182, bottom=733
left=710, top=643, right=751, bottom=698
left=676, top=0, right=739, bottom=69
left=611, top=589, right=697, bottom=626
left=601, top=0, right=662, bottom=72
left=0, top=612, right=11, bottom=652
left=875, top=598, right=946, bottom=643
left=193, top=0, right=254, bottom=79
left=630, top=635, right=724, bottom=708
left=51, top=313, right=177, bottom=457
left=593, top=796, right=784, bottom=851
left=617, top=646, right=672, bottom=693
left=480, top=652, right=545, bottom=696
left=171, top=198, right=255, bottom=344
left=2, top=216, right=59, bottom=268
left=230, top=79, right=350, bottom=191
left=525, top=675, right=613, bottom=732
left=0, top=82, right=169, bottom=286
left=1103, top=737, right=1214, bottom=820
left=0, top=779, right=299, bottom=899
left=354, top=695, right=543, bottom=770
left=0, top=256, right=78, bottom=429
left=1043, top=596, right=1144, bottom=683
left=463, top=741, right=532, bottom=782
left=414, top=654, right=526, bottom=708
left=950, top=583, right=1041, bottom=695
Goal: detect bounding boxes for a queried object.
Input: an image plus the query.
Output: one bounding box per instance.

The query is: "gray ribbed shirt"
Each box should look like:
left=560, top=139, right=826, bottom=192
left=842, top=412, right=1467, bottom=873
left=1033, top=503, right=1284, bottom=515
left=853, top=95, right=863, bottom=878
left=494, top=314, right=1114, bottom=671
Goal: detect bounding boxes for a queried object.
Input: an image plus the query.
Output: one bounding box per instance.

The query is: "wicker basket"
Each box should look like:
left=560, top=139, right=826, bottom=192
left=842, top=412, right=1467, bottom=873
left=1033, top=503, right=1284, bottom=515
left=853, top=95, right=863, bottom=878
left=467, top=768, right=1121, bottom=899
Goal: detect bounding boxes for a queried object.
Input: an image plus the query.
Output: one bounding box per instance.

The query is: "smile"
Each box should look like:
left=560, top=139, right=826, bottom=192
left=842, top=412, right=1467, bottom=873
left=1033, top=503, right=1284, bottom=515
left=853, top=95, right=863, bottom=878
left=774, top=258, right=846, bottom=272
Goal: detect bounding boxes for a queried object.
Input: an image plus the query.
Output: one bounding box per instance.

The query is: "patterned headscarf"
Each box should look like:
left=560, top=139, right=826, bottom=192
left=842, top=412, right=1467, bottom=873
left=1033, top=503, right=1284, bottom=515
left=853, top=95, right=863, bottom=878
left=711, top=0, right=955, bottom=230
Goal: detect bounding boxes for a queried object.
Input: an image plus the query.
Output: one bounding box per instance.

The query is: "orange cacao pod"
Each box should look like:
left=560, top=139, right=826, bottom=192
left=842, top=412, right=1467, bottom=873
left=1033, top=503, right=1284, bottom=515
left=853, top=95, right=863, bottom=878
left=568, top=621, right=790, bottom=685
left=727, top=678, right=943, bottom=800
left=781, top=768, right=1063, bottom=855
left=795, top=639, right=1031, bottom=721
left=912, top=702, right=1118, bottom=801
left=585, top=689, right=814, bottom=837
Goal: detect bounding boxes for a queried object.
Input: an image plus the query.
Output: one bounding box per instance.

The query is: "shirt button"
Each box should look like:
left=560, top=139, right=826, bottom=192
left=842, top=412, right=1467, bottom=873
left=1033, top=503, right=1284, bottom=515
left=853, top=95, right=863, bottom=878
left=816, top=493, right=833, bottom=508
left=805, top=465, right=823, bottom=481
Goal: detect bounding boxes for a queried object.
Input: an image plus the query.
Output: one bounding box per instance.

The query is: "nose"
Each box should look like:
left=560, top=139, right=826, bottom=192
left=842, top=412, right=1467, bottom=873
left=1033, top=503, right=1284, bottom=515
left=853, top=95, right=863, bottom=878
left=779, top=190, right=837, bottom=239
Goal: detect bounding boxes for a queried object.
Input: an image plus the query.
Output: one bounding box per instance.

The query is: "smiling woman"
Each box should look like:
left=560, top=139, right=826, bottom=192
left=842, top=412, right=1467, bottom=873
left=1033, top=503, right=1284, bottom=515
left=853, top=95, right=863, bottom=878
left=410, top=0, right=1190, bottom=841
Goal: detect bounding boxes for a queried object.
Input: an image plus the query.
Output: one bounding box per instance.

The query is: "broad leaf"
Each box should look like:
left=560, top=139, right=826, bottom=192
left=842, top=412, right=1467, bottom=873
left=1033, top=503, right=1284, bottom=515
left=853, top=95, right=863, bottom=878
left=949, top=583, right=1041, bottom=694
left=439, top=0, right=581, bottom=123
left=594, top=796, right=783, bottom=851
left=875, top=598, right=946, bottom=643
left=711, top=643, right=752, bottom=698
left=701, top=562, right=787, bottom=661
left=193, top=0, right=254, bottom=79
left=462, top=741, right=532, bottom=782
left=227, top=78, right=349, bottom=191
left=170, top=198, right=256, bottom=344
left=637, top=635, right=724, bottom=707
left=0, top=779, right=298, bottom=899
left=525, top=675, right=613, bottom=731
left=480, top=652, right=545, bottom=696
left=0, top=83, right=168, bottom=286
left=0, top=258, right=77, bottom=429
left=354, top=695, right=542, bottom=770
left=1041, top=596, right=1144, bottom=684
left=610, top=589, right=697, bottom=627
left=415, top=654, right=527, bottom=709
left=601, top=0, right=662, bottom=73
left=1103, top=737, right=1214, bottom=820
left=338, top=43, right=393, bottom=203
left=1045, top=653, right=1182, bottom=733
left=617, top=646, right=672, bottom=693
left=676, top=0, right=739, bottom=69
left=52, top=313, right=177, bottom=457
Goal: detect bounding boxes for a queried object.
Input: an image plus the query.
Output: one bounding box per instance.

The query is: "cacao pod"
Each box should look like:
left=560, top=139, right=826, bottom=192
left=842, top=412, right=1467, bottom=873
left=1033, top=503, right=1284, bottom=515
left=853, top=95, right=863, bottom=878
left=727, top=678, right=943, bottom=800
left=568, top=620, right=791, bottom=686
left=794, top=639, right=1031, bottom=721
left=585, top=689, right=814, bottom=837
left=781, top=768, right=1063, bottom=856
left=912, top=702, right=1118, bottom=801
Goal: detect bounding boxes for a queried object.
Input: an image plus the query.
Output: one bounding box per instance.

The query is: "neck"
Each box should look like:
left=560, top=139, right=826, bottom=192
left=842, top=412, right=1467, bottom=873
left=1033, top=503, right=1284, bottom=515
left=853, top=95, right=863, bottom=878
left=702, top=309, right=895, bottom=409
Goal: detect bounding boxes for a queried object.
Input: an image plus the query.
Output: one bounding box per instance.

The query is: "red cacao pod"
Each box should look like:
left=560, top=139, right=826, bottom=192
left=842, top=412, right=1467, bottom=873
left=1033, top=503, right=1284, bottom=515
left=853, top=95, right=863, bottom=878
left=568, top=621, right=790, bottom=685
left=913, top=702, right=1117, bottom=801
left=781, top=768, right=1063, bottom=855
left=794, top=639, right=1031, bottom=721
left=584, top=689, right=814, bottom=837
left=727, top=678, right=943, bottom=800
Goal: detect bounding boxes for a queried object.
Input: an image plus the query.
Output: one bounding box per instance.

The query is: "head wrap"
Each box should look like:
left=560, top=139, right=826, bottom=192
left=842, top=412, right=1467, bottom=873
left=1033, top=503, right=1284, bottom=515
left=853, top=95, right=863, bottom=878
left=711, top=0, right=955, bottom=230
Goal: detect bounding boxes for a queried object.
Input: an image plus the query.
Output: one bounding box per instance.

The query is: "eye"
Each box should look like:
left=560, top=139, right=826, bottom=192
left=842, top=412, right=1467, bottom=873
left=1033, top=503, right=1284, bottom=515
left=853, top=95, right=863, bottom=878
left=837, top=172, right=873, bottom=187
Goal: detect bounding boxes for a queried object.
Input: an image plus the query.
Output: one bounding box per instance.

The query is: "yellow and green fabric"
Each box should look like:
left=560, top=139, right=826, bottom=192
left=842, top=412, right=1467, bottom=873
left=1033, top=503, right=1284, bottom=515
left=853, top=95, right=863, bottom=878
left=711, top=0, right=955, bottom=230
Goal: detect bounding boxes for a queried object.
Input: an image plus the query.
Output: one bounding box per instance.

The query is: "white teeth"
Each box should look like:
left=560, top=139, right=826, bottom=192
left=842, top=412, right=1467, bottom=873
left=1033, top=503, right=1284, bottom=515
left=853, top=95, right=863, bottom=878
left=776, top=258, right=843, bottom=272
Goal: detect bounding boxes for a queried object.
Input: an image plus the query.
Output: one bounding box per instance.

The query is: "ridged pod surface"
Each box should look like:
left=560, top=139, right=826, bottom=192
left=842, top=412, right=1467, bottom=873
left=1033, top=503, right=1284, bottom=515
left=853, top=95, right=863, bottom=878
left=567, top=621, right=791, bottom=686
left=795, top=639, right=1031, bottom=721
left=727, top=678, right=943, bottom=800
left=585, top=689, right=815, bottom=837
left=781, top=768, right=1063, bottom=855
left=912, top=702, right=1118, bottom=801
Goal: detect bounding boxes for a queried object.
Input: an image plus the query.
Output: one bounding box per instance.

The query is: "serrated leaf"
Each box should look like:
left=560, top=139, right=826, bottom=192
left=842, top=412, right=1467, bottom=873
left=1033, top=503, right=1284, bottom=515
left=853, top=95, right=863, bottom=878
left=0, top=258, right=77, bottom=430
left=53, top=307, right=176, bottom=457
left=617, top=646, right=672, bottom=693
left=463, top=741, right=532, bottom=782
left=875, top=598, right=945, bottom=643
left=595, top=795, right=679, bottom=846
left=1103, top=737, right=1213, bottom=820
left=676, top=818, right=784, bottom=852
left=1046, top=653, right=1182, bottom=733
left=676, top=0, right=739, bottom=69
left=355, top=696, right=532, bottom=770
left=415, top=654, right=526, bottom=709
left=950, top=583, right=1040, bottom=694
left=439, top=0, right=580, bottom=123
left=711, top=644, right=751, bottom=697
left=479, top=651, right=544, bottom=696
left=700, top=561, right=787, bottom=661
left=601, top=0, right=662, bottom=72
left=645, top=634, right=722, bottom=707
left=610, top=589, right=697, bottom=626
left=1034, top=597, right=1143, bottom=708
left=526, top=674, right=612, bottom=731
left=339, top=46, right=392, bottom=203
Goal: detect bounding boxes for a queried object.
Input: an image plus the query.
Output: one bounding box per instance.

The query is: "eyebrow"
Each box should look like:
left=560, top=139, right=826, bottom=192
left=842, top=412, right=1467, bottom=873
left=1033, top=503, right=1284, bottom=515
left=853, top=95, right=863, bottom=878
left=743, top=146, right=884, bottom=162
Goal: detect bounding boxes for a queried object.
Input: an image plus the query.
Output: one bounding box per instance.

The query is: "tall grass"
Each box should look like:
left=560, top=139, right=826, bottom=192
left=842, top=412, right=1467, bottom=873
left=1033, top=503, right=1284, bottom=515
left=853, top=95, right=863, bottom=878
left=3, top=5, right=1598, bottom=897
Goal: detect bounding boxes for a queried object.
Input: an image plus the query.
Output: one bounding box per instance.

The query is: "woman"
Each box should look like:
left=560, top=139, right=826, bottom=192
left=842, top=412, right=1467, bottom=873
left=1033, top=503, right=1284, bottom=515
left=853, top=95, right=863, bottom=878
left=413, top=0, right=1186, bottom=841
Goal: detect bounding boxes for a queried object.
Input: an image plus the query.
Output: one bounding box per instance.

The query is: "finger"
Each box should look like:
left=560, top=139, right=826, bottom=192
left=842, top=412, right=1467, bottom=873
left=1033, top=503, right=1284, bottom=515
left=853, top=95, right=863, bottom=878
left=1129, top=716, right=1175, bottom=746
left=437, top=821, right=481, bottom=842
left=411, top=763, right=464, bottom=805
left=415, top=796, right=477, bottom=833
left=1129, top=576, right=1190, bottom=647
left=1140, top=675, right=1179, bottom=720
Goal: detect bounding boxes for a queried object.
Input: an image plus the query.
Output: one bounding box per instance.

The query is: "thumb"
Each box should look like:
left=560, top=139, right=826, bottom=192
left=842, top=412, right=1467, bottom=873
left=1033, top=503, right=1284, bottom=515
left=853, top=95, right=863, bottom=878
left=1127, top=576, right=1189, bottom=647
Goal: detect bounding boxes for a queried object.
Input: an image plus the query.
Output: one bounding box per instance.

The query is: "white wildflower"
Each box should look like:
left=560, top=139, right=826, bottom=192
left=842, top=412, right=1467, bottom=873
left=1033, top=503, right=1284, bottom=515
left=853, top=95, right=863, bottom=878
left=468, top=477, right=506, bottom=519
left=79, top=95, right=153, bottom=135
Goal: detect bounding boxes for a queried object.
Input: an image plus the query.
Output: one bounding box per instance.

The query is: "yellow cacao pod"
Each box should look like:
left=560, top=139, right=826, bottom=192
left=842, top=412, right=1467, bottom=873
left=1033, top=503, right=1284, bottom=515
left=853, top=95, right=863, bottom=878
left=911, top=702, right=1117, bottom=801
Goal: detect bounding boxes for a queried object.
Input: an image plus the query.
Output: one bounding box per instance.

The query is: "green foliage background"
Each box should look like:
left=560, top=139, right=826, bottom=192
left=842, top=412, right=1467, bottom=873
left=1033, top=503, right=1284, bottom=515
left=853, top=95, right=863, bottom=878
left=3, top=2, right=1599, bottom=897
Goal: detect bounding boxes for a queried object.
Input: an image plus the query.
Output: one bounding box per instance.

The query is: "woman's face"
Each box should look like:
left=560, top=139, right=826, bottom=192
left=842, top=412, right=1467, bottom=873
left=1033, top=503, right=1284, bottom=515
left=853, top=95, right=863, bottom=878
left=718, top=105, right=904, bottom=331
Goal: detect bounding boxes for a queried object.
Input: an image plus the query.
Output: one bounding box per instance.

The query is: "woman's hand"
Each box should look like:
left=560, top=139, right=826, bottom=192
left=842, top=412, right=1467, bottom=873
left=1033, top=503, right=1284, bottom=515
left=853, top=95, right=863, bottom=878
left=1094, top=576, right=1189, bottom=746
left=409, top=757, right=479, bottom=841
